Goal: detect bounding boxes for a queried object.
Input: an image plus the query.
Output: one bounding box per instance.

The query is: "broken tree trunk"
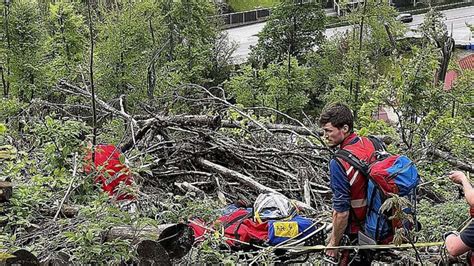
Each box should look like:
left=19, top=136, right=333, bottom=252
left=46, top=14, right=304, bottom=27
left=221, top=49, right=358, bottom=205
left=5, top=249, right=39, bottom=266
left=106, top=223, right=194, bottom=259
left=40, top=205, right=79, bottom=218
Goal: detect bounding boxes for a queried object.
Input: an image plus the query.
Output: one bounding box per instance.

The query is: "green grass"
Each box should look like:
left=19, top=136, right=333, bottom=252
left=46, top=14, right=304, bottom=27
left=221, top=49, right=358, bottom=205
left=227, top=0, right=281, bottom=12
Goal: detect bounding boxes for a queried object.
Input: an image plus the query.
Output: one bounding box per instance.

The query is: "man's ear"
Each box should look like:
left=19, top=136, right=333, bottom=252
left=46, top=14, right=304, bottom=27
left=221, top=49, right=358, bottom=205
left=342, top=125, right=349, bottom=134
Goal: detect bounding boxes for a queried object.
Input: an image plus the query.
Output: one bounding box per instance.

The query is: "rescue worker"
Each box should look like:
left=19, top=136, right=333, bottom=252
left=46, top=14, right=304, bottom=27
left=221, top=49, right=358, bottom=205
left=444, top=171, right=474, bottom=258
left=318, top=103, right=377, bottom=264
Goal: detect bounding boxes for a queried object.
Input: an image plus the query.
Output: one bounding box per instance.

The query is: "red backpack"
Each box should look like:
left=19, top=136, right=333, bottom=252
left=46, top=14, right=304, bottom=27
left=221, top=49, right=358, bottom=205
left=335, top=136, right=420, bottom=242
left=189, top=208, right=268, bottom=249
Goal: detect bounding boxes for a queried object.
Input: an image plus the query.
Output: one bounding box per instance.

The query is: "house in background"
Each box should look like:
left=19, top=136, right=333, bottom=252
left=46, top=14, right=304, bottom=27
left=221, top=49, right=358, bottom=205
left=444, top=53, right=474, bottom=91
left=373, top=53, right=474, bottom=125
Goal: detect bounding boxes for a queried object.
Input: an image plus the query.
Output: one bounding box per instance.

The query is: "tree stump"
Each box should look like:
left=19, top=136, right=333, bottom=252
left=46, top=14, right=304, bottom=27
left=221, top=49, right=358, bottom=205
left=5, top=250, right=39, bottom=266
left=136, top=240, right=171, bottom=266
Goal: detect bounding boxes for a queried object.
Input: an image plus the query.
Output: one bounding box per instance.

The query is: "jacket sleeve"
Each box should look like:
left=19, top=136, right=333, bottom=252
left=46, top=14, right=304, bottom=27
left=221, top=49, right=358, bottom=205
left=329, top=159, right=351, bottom=212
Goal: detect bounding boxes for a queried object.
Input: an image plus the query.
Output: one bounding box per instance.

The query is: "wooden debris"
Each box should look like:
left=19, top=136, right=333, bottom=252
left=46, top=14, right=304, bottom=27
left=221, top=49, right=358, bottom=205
left=106, top=223, right=194, bottom=259
left=136, top=240, right=171, bottom=266
left=5, top=250, right=39, bottom=266
left=430, top=149, right=473, bottom=173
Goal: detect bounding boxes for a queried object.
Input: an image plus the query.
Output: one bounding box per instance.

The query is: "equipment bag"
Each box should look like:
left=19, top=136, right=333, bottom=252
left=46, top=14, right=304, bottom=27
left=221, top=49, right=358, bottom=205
left=254, top=192, right=295, bottom=222
left=216, top=208, right=268, bottom=248
left=267, top=215, right=318, bottom=246
left=335, top=136, right=420, bottom=242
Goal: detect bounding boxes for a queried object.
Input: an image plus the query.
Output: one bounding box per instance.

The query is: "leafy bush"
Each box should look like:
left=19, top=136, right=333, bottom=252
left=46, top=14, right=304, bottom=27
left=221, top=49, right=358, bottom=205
left=416, top=199, right=469, bottom=242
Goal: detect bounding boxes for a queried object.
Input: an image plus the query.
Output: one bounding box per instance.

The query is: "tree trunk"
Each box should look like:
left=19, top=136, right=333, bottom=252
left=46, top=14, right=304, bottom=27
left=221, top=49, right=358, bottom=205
left=106, top=223, right=194, bottom=259
left=429, top=149, right=474, bottom=173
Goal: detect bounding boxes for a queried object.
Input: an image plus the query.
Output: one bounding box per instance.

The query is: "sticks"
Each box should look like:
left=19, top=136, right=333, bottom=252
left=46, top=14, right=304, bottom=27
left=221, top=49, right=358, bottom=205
left=195, top=158, right=277, bottom=193
left=54, top=153, right=78, bottom=221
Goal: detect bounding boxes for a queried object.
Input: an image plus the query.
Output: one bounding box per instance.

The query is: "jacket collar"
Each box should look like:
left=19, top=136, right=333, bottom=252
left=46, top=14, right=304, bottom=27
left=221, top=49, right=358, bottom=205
left=340, top=132, right=358, bottom=149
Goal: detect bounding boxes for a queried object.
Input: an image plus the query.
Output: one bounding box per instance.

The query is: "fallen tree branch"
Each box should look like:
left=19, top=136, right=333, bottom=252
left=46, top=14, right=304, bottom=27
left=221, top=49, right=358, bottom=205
left=57, top=80, right=137, bottom=125
left=195, top=158, right=277, bottom=193
left=0, top=181, right=13, bottom=202
left=429, top=149, right=473, bottom=173
left=54, top=153, right=78, bottom=221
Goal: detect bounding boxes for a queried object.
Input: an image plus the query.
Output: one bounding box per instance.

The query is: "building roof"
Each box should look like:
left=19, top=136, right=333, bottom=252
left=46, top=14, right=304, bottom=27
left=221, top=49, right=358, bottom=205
left=444, top=70, right=458, bottom=91
left=458, top=54, right=474, bottom=70
left=443, top=53, right=474, bottom=90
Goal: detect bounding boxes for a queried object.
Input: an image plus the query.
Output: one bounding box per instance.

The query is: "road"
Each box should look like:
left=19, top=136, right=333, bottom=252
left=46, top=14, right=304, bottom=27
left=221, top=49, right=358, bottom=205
left=226, top=6, right=474, bottom=62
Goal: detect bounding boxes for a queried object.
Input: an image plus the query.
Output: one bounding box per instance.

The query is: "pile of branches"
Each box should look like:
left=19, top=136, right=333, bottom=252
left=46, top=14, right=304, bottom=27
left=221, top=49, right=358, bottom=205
left=55, top=81, right=334, bottom=209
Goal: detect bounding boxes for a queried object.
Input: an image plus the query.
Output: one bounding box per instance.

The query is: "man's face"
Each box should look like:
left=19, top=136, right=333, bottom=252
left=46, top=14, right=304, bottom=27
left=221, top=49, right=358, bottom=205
left=322, top=122, right=348, bottom=148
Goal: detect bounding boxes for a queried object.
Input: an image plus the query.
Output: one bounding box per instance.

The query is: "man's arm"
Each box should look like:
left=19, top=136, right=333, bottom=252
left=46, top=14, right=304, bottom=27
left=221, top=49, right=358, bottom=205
left=329, top=210, right=349, bottom=247
left=446, top=234, right=471, bottom=256
left=461, top=178, right=474, bottom=206
left=326, top=159, right=351, bottom=258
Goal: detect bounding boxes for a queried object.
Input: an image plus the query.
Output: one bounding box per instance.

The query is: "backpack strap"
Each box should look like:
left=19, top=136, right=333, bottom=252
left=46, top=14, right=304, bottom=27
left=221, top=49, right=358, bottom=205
left=367, top=135, right=386, bottom=152
left=223, top=211, right=250, bottom=229
left=334, top=149, right=369, bottom=177
left=233, top=212, right=253, bottom=242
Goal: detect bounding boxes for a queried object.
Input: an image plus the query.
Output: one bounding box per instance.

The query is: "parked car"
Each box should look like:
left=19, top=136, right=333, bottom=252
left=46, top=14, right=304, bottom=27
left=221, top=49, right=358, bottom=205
left=397, top=13, right=413, bottom=23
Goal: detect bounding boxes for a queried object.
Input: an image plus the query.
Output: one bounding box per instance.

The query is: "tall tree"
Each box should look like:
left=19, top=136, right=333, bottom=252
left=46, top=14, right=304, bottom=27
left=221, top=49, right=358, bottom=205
left=95, top=0, right=157, bottom=100
left=7, top=0, right=46, bottom=102
left=249, top=0, right=326, bottom=66
left=228, top=57, right=311, bottom=119
left=0, top=0, right=12, bottom=97
left=46, top=1, right=88, bottom=83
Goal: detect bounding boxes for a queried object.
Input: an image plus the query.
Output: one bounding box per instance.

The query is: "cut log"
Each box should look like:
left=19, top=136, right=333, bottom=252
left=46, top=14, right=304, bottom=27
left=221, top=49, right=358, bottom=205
left=0, top=181, right=12, bottom=202
left=136, top=240, right=171, bottom=266
left=106, top=223, right=194, bottom=259
left=5, top=249, right=39, bottom=266
left=195, top=158, right=277, bottom=193
left=175, top=181, right=205, bottom=195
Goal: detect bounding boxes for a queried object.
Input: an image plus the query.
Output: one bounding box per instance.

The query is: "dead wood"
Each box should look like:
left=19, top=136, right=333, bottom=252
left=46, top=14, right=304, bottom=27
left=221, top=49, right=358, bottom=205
left=40, top=205, right=79, bottom=218
left=429, top=149, right=473, bottom=173
left=106, top=223, right=194, bottom=259
left=195, top=158, right=277, bottom=193
left=5, top=249, right=39, bottom=266
left=136, top=240, right=171, bottom=266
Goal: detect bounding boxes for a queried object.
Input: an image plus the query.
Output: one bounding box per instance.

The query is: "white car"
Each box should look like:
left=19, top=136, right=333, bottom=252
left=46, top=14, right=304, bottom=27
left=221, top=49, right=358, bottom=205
left=397, top=13, right=413, bottom=23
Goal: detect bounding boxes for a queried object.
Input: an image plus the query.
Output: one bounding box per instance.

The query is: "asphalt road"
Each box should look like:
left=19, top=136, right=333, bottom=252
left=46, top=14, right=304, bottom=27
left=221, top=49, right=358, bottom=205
left=226, top=6, right=474, bottom=62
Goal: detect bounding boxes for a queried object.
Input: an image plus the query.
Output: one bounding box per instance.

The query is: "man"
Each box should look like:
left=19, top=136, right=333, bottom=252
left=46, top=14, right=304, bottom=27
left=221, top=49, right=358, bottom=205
left=318, top=103, right=377, bottom=262
left=445, top=171, right=474, bottom=257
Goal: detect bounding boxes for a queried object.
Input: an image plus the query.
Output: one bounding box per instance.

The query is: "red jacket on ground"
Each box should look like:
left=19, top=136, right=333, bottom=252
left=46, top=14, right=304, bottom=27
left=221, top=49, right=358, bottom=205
left=84, top=144, right=134, bottom=200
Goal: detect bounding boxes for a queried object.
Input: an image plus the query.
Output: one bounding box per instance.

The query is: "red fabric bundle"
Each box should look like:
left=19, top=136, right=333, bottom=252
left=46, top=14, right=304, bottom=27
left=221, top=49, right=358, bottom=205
left=84, top=144, right=134, bottom=200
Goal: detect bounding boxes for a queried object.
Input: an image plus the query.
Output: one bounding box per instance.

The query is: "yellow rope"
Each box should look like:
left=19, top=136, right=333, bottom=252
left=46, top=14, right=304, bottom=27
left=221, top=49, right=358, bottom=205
left=276, top=241, right=445, bottom=251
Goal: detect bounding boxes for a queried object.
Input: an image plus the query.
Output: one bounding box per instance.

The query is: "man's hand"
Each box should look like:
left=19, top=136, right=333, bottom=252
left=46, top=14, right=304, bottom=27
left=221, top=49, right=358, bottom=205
left=449, top=171, right=467, bottom=185
left=325, top=247, right=339, bottom=259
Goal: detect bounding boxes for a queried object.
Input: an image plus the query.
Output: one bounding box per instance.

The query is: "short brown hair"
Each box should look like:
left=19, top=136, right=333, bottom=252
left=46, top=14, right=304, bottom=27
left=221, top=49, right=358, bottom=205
left=318, top=103, right=353, bottom=132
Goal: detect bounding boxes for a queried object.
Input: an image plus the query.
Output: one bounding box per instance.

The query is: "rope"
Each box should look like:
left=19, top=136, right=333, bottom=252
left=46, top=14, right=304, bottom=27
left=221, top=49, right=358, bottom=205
left=275, top=241, right=445, bottom=251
